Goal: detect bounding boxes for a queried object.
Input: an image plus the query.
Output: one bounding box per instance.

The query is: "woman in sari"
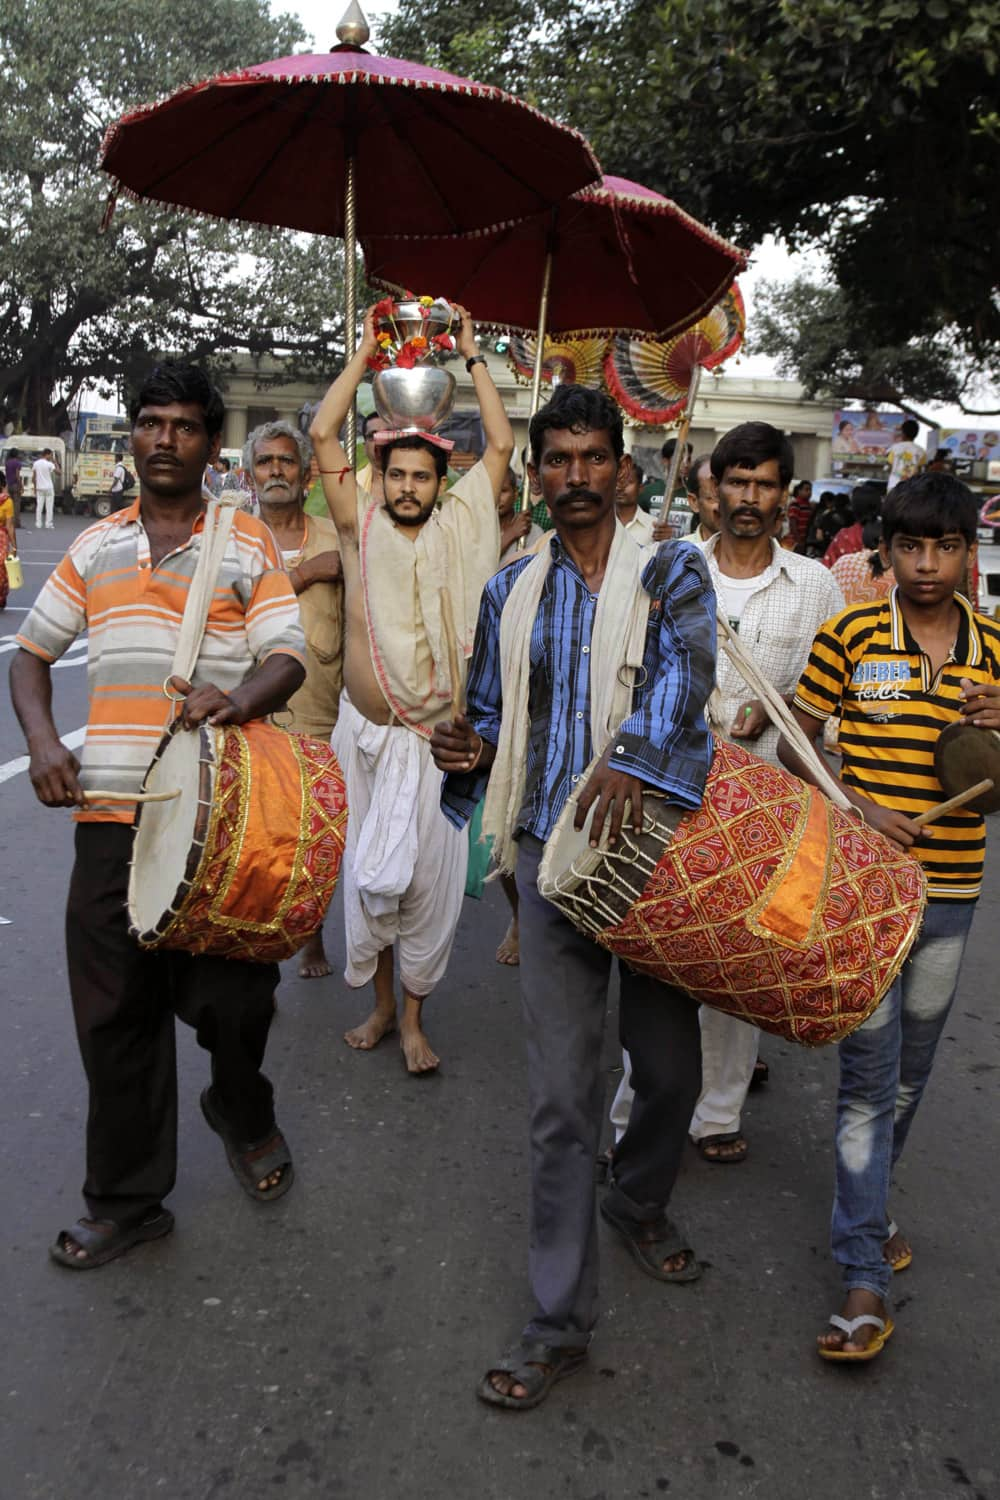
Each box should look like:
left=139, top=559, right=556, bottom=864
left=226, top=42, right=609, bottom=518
left=0, top=476, right=16, bottom=610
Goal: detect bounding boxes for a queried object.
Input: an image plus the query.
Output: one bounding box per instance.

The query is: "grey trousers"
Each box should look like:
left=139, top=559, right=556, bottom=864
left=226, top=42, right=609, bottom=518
left=517, top=836, right=702, bottom=1346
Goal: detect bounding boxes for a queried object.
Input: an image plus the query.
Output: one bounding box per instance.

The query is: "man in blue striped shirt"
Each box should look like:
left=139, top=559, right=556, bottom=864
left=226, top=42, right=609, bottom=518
left=433, top=385, right=717, bottom=1410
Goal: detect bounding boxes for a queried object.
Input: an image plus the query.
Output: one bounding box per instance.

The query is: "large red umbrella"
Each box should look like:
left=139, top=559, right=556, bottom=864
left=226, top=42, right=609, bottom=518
left=99, top=49, right=600, bottom=240
left=99, top=3, right=601, bottom=453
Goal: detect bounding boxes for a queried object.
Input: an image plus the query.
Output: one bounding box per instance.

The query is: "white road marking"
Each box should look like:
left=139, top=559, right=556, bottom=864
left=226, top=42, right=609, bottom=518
left=0, top=916, right=11, bottom=925
left=0, top=726, right=87, bottom=786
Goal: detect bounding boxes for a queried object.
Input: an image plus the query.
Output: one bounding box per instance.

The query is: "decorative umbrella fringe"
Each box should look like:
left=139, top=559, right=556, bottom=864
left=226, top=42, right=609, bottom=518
left=101, top=178, right=610, bottom=250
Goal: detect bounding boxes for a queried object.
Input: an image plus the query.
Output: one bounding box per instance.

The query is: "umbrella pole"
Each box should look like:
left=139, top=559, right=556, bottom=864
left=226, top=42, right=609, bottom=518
left=343, top=150, right=358, bottom=469
left=661, top=365, right=703, bottom=521
left=517, top=245, right=554, bottom=533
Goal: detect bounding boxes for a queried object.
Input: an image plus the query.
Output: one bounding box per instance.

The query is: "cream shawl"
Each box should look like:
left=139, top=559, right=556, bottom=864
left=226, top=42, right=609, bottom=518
left=481, top=521, right=651, bottom=873
left=359, top=460, right=500, bottom=739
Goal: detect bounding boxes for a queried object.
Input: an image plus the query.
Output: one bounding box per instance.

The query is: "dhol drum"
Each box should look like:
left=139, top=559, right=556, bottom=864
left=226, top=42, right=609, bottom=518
left=128, top=718, right=348, bottom=963
left=933, top=721, right=1000, bottom=815
left=538, top=740, right=926, bottom=1046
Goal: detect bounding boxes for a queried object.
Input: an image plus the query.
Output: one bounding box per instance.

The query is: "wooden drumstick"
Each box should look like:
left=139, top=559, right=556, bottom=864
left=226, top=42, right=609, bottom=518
left=81, top=789, right=181, bottom=804
left=913, top=778, right=994, bottom=827
left=439, top=586, right=465, bottom=719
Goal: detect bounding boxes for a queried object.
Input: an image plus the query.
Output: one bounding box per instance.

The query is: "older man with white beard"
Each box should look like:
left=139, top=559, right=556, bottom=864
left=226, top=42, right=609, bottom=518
left=247, top=419, right=345, bottom=979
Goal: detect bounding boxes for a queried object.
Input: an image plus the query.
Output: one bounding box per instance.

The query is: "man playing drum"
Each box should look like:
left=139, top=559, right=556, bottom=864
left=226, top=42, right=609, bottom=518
left=780, top=470, right=1000, bottom=1361
left=310, top=304, right=511, bottom=1073
left=431, top=384, right=717, bottom=1410
left=248, top=419, right=344, bottom=980
left=9, top=363, right=307, bottom=1270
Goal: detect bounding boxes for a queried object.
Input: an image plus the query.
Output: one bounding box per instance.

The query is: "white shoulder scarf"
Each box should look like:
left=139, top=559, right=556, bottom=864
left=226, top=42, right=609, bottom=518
left=481, top=521, right=650, bottom=873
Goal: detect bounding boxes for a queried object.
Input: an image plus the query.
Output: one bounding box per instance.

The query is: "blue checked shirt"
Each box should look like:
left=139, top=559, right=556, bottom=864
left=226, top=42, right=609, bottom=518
left=442, top=537, right=717, bottom=839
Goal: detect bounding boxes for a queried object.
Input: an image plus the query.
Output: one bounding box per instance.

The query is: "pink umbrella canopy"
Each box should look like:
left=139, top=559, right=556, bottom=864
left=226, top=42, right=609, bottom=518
left=99, top=48, right=601, bottom=238
left=363, top=174, right=746, bottom=340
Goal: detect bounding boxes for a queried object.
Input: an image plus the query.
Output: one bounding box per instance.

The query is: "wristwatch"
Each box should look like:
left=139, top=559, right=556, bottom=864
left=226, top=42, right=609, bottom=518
left=465, top=354, right=488, bottom=372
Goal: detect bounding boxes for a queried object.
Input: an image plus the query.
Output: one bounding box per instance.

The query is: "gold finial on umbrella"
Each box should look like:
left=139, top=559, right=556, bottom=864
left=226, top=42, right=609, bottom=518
left=336, top=1, right=370, bottom=47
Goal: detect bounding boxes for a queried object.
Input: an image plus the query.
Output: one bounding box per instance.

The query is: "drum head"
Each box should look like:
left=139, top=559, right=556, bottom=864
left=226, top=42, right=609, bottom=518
left=934, top=722, right=1000, bottom=815
left=538, top=774, right=681, bottom=900
left=129, top=723, right=211, bottom=935
left=537, top=790, right=605, bottom=899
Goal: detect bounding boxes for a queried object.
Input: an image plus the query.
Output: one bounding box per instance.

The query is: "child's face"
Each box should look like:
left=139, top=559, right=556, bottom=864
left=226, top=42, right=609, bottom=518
left=883, top=531, right=969, bottom=608
left=497, top=470, right=517, bottom=519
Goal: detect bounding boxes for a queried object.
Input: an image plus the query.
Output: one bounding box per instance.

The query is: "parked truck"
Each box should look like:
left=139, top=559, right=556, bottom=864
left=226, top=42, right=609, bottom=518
left=0, top=434, right=72, bottom=513
left=72, top=416, right=136, bottom=516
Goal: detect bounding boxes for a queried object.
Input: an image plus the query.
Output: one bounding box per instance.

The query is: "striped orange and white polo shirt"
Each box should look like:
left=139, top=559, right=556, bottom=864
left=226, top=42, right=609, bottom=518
left=16, top=499, right=306, bottom=823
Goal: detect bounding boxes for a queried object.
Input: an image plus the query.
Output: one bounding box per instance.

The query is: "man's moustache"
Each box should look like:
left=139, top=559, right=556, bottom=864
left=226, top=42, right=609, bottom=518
left=260, top=479, right=295, bottom=496
left=554, top=489, right=603, bottom=506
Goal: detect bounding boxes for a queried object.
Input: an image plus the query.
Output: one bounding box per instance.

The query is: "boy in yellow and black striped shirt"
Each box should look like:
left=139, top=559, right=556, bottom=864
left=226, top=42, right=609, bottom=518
left=780, top=471, right=1000, bottom=1362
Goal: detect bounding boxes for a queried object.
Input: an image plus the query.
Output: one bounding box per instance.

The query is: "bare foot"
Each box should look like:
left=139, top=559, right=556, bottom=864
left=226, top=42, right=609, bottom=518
left=344, top=1009, right=396, bottom=1051
left=400, top=1020, right=439, bottom=1074
left=298, top=931, right=332, bottom=979
left=495, top=918, right=520, bottom=966
left=817, top=1288, right=888, bottom=1355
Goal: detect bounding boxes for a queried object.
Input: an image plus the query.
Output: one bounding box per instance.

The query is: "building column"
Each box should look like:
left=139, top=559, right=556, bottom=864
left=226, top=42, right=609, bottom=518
left=224, top=406, right=248, bottom=453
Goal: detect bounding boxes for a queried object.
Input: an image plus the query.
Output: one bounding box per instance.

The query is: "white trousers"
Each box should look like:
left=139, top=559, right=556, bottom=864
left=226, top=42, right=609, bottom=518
left=35, top=489, right=54, bottom=526
left=688, top=1007, right=760, bottom=1139
left=610, top=1008, right=760, bottom=1143
left=332, top=693, right=467, bottom=997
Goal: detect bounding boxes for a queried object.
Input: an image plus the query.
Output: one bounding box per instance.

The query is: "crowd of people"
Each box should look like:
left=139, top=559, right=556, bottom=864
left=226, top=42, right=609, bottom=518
left=8, top=306, right=1000, bottom=1408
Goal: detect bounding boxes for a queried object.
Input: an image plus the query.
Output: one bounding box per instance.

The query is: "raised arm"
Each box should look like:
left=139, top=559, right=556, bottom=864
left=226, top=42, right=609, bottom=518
left=453, top=304, right=514, bottom=496
left=309, top=307, right=380, bottom=541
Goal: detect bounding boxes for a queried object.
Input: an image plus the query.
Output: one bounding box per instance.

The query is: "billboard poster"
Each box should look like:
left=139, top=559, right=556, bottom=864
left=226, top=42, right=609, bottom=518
left=932, top=427, right=1000, bottom=473
left=831, top=409, right=909, bottom=468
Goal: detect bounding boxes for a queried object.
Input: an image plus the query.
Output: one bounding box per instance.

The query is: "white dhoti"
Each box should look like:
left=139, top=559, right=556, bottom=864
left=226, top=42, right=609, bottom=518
left=332, top=693, right=467, bottom=996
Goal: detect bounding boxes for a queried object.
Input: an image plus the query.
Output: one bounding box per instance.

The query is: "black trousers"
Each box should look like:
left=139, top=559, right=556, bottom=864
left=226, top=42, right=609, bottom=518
left=516, top=836, right=703, bottom=1345
left=66, top=823, right=279, bottom=1223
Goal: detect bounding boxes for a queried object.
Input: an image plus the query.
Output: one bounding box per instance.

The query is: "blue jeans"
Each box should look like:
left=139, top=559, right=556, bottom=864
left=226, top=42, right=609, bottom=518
left=831, top=899, right=976, bottom=1299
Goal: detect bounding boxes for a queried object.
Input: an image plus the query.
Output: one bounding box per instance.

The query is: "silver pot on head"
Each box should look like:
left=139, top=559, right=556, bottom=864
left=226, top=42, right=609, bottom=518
left=371, top=366, right=457, bottom=433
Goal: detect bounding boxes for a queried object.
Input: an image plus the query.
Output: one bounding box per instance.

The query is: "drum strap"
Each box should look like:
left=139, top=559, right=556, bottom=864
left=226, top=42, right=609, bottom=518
left=170, top=498, right=239, bottom=688
left=716, top=614, right=852, bottom=813
left=483, top=522, right=649, bottom=873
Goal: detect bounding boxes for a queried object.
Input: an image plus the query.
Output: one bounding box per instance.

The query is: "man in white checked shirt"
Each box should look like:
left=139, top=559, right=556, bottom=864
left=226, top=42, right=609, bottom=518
left=612, top=422, right=843, bottom=1163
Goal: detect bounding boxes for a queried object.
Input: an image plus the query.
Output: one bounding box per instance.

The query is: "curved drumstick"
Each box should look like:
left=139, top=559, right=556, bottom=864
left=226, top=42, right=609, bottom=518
left=913, top=778, right=994, bottom=827
left=81, top=789, right=181, bottom=804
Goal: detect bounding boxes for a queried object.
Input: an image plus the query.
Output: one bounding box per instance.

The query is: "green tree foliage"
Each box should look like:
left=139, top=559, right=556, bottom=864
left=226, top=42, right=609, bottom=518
left=1, top=0, right=352, bottom=433
left=378, top=0, right=1000, bottom=406
left=752, top=278, right=970, bottom=420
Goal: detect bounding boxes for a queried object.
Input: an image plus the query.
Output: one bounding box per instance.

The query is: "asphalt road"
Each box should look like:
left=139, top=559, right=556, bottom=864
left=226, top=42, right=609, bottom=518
left=2, top=514, right=999, bottom=1500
